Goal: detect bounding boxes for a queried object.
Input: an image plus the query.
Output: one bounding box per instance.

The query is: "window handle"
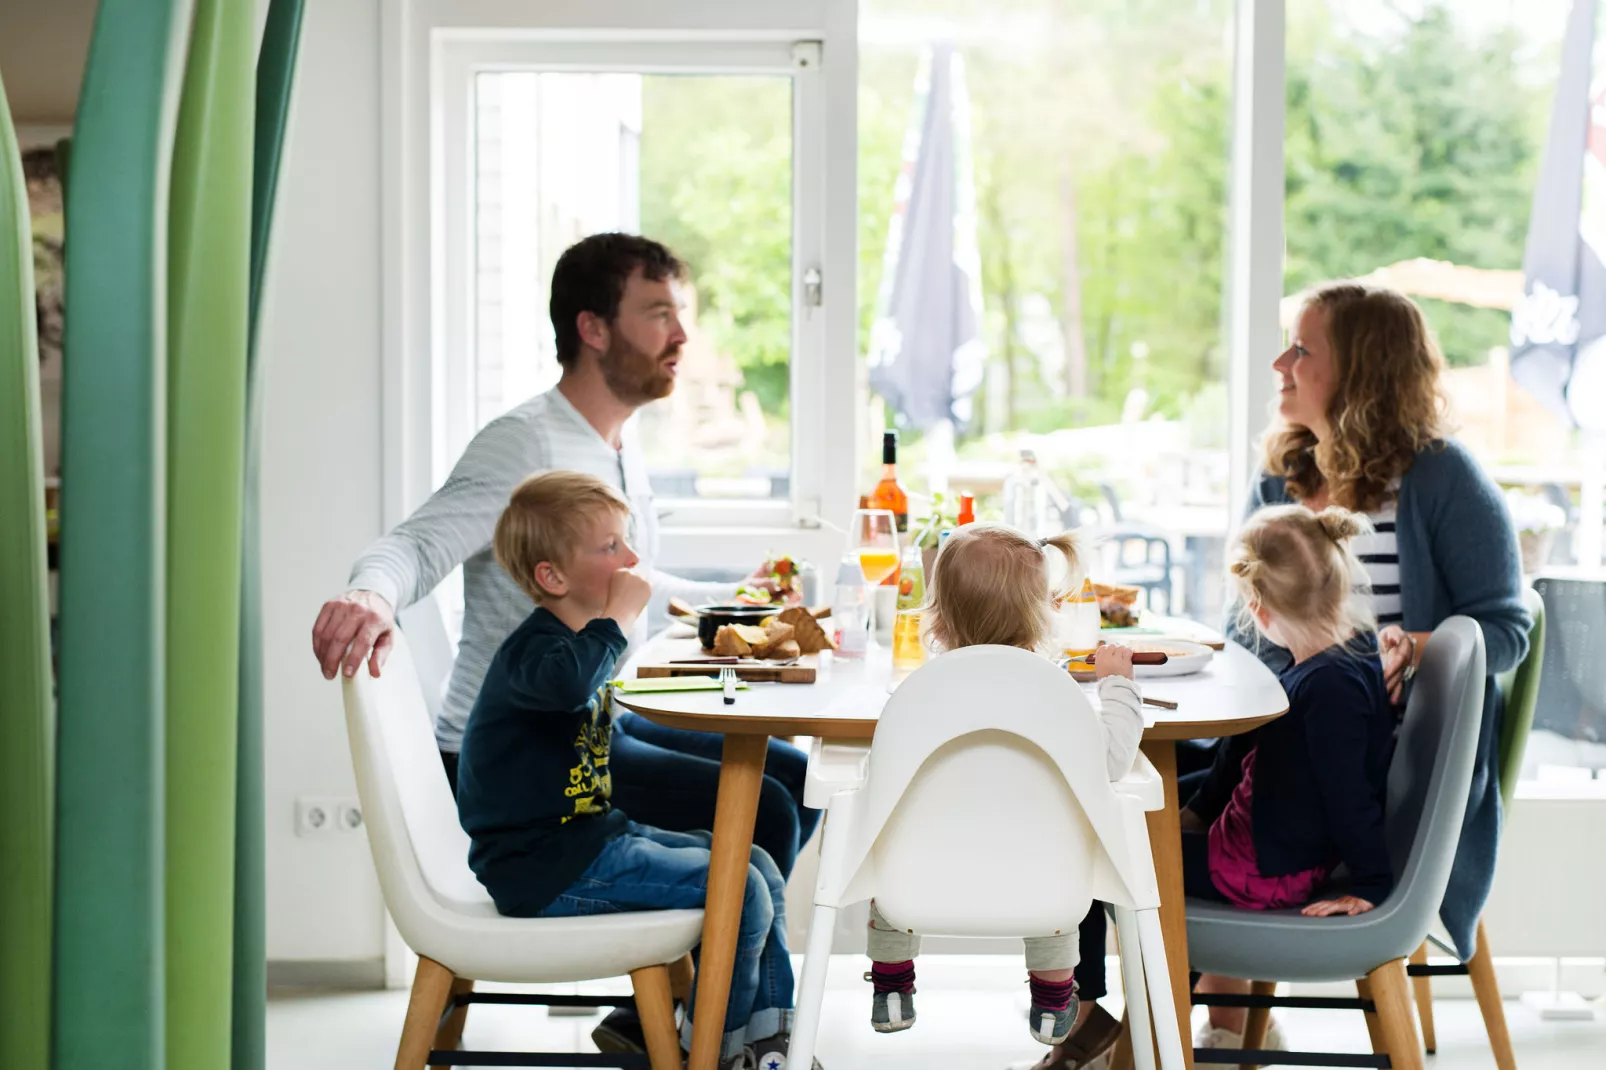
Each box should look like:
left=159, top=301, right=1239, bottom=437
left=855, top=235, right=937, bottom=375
left=803, top=267, right=822, bottom=308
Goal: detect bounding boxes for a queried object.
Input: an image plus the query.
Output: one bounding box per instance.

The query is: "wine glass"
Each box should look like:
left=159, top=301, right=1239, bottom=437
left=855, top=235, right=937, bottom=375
left=849, top=508, right=900, bottom=586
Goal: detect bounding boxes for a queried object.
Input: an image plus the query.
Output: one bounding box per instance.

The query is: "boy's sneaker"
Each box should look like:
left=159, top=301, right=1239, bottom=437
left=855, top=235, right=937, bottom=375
left=750, top=1033, right=823, bottom=1070
left=718, top=1048, right=755, bottom=1070
left=590, top=1007, right=645, bottom=1054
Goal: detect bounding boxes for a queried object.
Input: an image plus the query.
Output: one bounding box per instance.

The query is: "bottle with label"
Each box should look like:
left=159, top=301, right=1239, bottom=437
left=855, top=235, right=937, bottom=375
left=956, top=492, right=976, bottom=527
left=831, top=555, right=869, bottom=658
left=1002, top=449, right=1049, bottom=537
left=891, top=543, right=927, bottom=672
left=870, top=430, right=909, bottom=534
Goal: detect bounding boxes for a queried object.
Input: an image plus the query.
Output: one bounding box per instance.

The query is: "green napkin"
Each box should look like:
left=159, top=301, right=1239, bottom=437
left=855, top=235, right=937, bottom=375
left=612, top=677, right=751, bottom=693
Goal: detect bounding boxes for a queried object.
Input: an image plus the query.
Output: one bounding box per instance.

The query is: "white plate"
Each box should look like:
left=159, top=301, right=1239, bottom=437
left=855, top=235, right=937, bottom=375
left=665, top=620, right=698, bottom=640
left=1129, top=639, right=1213, bottom=677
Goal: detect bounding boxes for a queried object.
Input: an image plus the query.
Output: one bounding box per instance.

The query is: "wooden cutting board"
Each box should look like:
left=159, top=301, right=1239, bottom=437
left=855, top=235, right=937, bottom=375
left=636, top=656, right=819, bottom=684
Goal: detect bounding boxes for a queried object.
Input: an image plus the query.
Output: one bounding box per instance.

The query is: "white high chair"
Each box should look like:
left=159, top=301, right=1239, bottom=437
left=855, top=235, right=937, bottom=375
left=786, top=645, right=1184, bottom=1070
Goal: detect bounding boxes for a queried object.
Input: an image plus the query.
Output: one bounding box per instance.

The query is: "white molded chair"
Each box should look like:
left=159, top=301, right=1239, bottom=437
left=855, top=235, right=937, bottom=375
left=786, top=645, right=1184, bottom=1070
left=343, top=629, right=703, bottom=1069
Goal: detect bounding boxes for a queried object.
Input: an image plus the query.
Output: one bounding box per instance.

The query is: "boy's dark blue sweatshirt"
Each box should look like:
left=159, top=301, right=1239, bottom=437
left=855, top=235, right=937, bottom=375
left=457, top=607, right=630, bottom=916
left=1188, top=645, right=1396, bottom=905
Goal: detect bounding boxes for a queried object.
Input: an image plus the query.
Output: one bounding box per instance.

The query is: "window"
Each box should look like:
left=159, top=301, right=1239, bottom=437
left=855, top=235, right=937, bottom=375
left=466, top=71, right=796, bottom=503
left=1283, top=0, right=1605, bottom=786
left=857, top=1, right=1237, bottom=623
left=391, top=5, right=859, bottom=571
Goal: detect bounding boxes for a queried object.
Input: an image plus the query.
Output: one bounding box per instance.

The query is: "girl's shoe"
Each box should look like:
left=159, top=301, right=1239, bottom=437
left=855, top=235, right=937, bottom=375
left=1021, top=1003, right=1122, bottom=1069
left=864, top=968, right=917, bottom=1032
left=1028, top=990, right=1081, bottom=1045
left=1195, top=1017, right=1288, bottom=1052
left=869, top=986, right=916, bottom=1032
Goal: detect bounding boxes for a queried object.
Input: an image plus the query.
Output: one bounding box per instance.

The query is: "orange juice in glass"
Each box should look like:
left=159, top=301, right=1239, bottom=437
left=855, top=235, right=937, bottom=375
left=849, top=508, right=900, bottom=586
left=892, top=609, right=925, bottom=671
left=857, top=549, right=899, bottom=586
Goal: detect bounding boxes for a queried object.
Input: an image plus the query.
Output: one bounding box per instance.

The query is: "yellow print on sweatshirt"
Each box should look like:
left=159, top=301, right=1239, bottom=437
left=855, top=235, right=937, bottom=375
left=561, top=687, right=614, bottom=815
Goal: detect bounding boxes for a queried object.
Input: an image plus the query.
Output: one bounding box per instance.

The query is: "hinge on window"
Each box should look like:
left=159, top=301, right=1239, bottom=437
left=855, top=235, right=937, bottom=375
left=803, top=267, right=823, bottom=308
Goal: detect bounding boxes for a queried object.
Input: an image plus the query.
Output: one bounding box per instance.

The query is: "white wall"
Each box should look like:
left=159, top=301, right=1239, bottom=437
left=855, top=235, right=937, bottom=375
left=258, top=0, right=389, bottom=965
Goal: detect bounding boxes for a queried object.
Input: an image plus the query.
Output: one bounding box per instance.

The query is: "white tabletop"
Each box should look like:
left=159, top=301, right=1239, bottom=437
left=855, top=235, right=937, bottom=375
left=614, top=629, right=1288, bottom=742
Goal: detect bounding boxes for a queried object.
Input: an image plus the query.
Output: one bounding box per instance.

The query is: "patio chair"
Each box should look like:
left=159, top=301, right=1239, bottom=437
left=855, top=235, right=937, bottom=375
left=343, top=630, right=702, bottom=1069
left=786, top=644, right=1184, bottom=1070
left=1097, top=483, right=1174, bottom=614
left=1409, top=586, right=1545, bottom=1070
left=1184, top=616, right=1487, bottom=1070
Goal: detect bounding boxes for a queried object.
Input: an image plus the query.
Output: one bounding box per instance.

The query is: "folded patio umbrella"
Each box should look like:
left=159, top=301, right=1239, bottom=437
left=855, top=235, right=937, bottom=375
left=1509, top=0, right=1606, bottom=431
left=866, top=42, right=987, bottom=432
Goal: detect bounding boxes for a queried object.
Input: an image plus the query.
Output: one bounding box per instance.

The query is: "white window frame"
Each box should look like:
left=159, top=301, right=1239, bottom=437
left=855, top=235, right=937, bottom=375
left=383, top=0, right=860, bottom=571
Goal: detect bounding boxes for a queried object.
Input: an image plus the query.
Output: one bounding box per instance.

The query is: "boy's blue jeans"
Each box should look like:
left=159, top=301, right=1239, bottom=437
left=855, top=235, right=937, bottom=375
left=537, top=821, right=793, bottom=1058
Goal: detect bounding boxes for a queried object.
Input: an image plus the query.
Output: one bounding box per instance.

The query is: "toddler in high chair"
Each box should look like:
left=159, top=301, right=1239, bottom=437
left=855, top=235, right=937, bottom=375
left=864, top=523, right=1145, bottom=1046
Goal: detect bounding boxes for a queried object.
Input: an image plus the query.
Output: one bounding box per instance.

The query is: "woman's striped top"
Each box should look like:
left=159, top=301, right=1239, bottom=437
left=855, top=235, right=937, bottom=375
left=1353, top=494, right=1403, bottom=626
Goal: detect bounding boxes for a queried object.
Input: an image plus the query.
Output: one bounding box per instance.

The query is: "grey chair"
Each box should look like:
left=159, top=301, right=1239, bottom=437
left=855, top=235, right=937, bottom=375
left=1184, top=617, right=1487, bottom=1070
left=1409, top=587, right=1544, bottom=1070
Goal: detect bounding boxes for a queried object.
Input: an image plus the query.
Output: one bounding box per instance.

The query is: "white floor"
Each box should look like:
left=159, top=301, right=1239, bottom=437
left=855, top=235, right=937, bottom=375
left=266, top=954, right=1606, bottom=1069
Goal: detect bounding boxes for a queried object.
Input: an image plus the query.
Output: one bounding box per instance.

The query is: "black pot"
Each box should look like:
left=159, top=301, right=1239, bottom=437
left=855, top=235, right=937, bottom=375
left=694, top=603, right=776, bottom=649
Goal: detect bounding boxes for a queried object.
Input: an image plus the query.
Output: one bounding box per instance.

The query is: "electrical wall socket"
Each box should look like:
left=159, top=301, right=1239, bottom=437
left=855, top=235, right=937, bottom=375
left=295, top=796, right=363, bottom=837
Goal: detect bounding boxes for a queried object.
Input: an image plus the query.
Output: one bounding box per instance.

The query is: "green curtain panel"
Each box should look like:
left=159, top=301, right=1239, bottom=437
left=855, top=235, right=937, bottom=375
left=165, top=0, right=253, bottom=1065
left=54, top=1, right=190, bottom=1066
left=0, top=68, right=56, bottom=1070
left=234, top=3, right=305, bottom=1067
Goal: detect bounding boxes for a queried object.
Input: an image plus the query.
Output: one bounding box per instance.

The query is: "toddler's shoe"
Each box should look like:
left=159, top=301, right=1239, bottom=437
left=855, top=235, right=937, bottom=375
left=1027, top=991, right=1080, bottom=1045
left=868, top=982, right=916, bottom=1032
left=865, top=961, right=917, bottom=1033
left=1027, top=975, right=1080, bottom=1045
left=1195, top=1016, right=1288, bottom=1052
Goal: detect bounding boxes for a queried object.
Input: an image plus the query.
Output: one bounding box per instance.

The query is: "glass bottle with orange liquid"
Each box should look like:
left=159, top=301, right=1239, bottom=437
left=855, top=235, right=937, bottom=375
left=956, top=491, right=975, bottom=527
left=869, top=430, right=909, bottom=534
left=891, top=543, right=927, bottom=672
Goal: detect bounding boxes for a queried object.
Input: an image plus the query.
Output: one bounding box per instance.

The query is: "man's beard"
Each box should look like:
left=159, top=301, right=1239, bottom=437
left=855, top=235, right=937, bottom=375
left=598, top=334, right=678, bottom=406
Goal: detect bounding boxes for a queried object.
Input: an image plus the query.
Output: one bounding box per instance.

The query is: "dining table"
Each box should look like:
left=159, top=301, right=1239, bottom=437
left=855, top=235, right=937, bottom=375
left=613, top=623, right=1289, bottom=1070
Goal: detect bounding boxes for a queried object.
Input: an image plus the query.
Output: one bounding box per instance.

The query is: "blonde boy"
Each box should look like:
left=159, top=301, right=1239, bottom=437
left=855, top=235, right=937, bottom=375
left=457, top=472, right=809, bottom=1070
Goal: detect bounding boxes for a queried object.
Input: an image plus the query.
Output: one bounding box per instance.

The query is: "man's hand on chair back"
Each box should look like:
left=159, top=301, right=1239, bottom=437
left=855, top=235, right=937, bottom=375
left=313, top=589, right=397, bottom=680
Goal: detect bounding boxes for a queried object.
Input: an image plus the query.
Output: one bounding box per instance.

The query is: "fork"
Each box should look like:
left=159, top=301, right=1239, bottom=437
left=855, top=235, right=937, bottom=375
left=720, top=666, right=738, bottom=705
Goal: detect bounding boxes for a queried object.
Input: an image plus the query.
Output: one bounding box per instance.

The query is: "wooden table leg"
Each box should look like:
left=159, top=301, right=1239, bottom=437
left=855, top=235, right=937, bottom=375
left=686, top=733, right=770, bottom=1070
left=1142, top=740, right=1194, bottom=1070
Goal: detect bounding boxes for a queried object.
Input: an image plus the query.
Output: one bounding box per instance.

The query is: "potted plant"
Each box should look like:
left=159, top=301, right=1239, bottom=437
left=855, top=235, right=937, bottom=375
left=1503, top=488, right=1567, bottom=575
left=912, top=492, right=961, bottom=578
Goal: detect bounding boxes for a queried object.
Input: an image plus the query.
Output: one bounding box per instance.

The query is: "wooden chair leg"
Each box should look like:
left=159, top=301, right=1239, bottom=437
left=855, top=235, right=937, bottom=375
left=396, top=956, right=456, bottom=1070
left=632, top=963, right=685, bottom=1070
left=1109, top=1011, right=1135, bottom=1070
left=428, top=976, right=474, bottom=1068
left=1356, top=978, right=1388, bottom=1058
left=1469, top=919, right=1517, bottom=1070
left=1408, top=942, right=1437, bottom=1054
left=1239, top=980, right=1277, bottom=1070
left=1367, top=959, right=1425, bottom=1070
left=669, top=952, right=696, bottom=1005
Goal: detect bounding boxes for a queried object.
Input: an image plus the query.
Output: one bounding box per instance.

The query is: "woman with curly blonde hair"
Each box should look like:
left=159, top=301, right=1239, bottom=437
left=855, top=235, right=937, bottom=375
left=1203, top=283, right=1531, bottom=1049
